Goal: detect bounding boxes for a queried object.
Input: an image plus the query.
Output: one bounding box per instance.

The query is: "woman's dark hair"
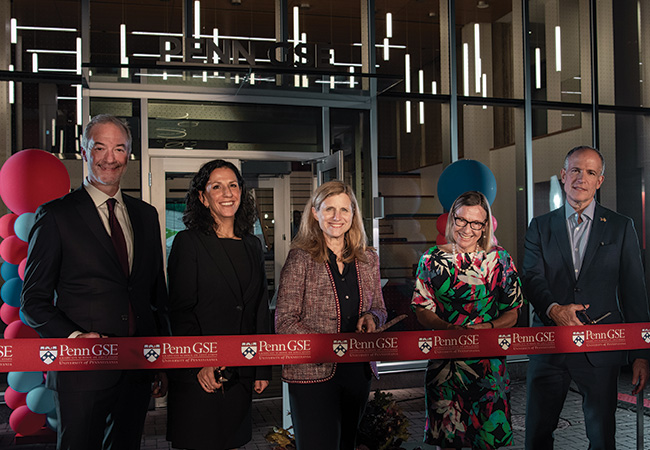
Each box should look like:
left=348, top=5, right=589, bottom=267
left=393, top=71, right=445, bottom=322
left=183, top=159, right=257, bottom=237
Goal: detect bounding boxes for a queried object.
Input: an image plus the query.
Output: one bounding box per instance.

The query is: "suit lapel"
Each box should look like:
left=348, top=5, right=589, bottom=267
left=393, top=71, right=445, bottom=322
left=122, top=194, right=141, bottom=280
left=72, top=187, right=123, bottom=273
left=550, top=208, right=574, bottom=276
left=196, top=232, right=241, bottom=301
left=579, top=203, right=607, bottom=281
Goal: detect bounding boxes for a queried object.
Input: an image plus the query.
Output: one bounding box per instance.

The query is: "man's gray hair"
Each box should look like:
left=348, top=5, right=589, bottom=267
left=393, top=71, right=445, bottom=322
left=81, top=114, right=132, bottom=154
left=563, top=145, right=605, bottom=176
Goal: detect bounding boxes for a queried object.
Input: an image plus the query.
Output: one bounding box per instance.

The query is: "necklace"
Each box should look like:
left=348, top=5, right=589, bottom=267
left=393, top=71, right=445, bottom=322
left=451, top=242, right=482, bottom=268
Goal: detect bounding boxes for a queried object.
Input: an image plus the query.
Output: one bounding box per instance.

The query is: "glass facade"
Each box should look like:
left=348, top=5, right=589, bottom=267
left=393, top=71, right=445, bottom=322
left=3, top=0, right=650, bottom=332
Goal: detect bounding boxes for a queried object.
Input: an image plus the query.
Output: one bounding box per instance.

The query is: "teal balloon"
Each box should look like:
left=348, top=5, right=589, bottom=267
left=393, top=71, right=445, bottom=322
left=14, top=213, right=36, bottom=242
left=46, top=411, right=58, bottom=431
left=1, top=262, right=19, bottom=281
left=7, top=372, right=44, bottom=393
left=437, top=159, right=497, bottom=211
left=1, top=278, right=23, bottom=308
left=26, top=386, right=56, bottom=414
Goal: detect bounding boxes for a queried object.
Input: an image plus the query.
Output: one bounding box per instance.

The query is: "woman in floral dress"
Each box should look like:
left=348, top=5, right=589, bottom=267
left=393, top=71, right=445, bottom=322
left=411, top=191, right=524, bottom=450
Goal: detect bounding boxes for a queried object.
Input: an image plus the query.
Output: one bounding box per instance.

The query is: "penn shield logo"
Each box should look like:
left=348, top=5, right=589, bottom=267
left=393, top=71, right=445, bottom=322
left=143, top=344, right=160, bottom=363
left=642, top=329, right=650, bottom=344
left=498, top=334, right=512, bottom=350
left=39, top=346, right=57, bottom=365
left=418, top=337, right=432, bottom=354
left=573, top=331, right=585, bottom=347
left=333, top=340, right=348, bottom=357
left=241, top=342, right=257, bottom=360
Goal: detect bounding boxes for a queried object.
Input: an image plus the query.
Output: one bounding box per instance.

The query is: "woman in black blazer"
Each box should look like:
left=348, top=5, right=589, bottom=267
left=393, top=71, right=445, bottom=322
left=166, top=159, right=271, bottom=450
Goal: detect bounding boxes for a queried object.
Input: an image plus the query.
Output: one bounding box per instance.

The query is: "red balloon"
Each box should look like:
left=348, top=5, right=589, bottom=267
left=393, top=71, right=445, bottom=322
left=0, top=236, right=28, bottom=265
left=4, top=387, right=28, bottom=410
left=4, top=320, right=39, bottom=339
left=0, top=303, right=21, bottom=325
left=9, top=405, right=46, bottom=436
left=0, top=214, right=18, bottom=239
left=0, top=149, right=70, bottom=215
left=18, top=257, right=27, bottom=280
left=436, top=213, right=449, bottom=235
left=436, top=234, right=447, bottom=245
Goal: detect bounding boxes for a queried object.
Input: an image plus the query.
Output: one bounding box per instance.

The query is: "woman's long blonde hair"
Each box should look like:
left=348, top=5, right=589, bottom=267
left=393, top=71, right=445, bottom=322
left=292, top=180, right=371, bottom=263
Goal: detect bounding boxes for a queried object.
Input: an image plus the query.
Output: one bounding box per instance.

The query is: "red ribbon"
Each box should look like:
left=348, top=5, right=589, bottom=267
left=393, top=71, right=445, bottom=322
left=1, top=323, right=649, bottom=372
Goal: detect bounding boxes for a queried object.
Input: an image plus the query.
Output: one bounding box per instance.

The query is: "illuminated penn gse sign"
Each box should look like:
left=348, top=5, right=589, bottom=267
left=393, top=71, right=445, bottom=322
left=159, top=37, right=338, bottom=70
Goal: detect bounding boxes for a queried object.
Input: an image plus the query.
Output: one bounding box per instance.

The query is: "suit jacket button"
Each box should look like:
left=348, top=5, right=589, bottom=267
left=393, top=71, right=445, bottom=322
left=574, top=288, right=581, bottom=292
left=236, top=305, right=243, bottom=311
left=121, top=315, right=128, bottom=321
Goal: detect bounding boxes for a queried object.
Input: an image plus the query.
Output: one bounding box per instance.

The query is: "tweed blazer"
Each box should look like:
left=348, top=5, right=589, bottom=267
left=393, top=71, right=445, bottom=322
left=275, top=247, right=387, bottom=383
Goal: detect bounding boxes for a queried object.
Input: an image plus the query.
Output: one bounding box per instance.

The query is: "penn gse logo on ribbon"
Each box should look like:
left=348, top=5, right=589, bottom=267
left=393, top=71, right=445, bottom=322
left=418, top=337, right=432, bottom=354
left=333, top=339, right=348, bottom=357
left=642, top=329, right=650, bottom=344
left=143, top=344, right=161, bottom=363
left=573, top=331, right=585, bottom=347
left=498, top=334, right=512, bottom=351
left=241, top=342, right=257, bottom=360
left=39, top=346, right=57, bottom=365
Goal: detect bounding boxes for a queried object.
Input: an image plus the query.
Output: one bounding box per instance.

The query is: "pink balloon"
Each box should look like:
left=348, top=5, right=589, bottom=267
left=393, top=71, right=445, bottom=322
left=0, top=149, right=70, bottom=215
left=436, top=234, right=447, bottom=245
left=9, top=405, right=46, bottom=436
left=0, top=214, right=18, bottom=239
left=436, top=213, right=449, bottom=235
left=0, top=236, right=28, bottom=265
left=492, top=215, right=498, bottom=231
left=0, top=303, right=21, bottom=325
left=4, top=320, right=39, bottom=339
left=4, top=387, right=28, bottom=410
left=18, top=257, right=27, bottom=280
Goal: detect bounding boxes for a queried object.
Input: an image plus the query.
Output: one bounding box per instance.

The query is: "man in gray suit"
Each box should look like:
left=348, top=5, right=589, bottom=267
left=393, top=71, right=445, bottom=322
left=522, top=145, right=650, bottom=450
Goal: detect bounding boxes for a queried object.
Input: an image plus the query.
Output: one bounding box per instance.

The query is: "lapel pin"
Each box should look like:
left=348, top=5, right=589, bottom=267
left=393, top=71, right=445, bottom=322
left=600, top=217, right=606, bottom=222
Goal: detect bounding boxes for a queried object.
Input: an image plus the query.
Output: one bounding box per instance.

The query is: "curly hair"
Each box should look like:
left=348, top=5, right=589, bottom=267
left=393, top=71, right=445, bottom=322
left=445, top=190, right=494, bottom=252
left=182, top=160, right=257, bottom=237
left=292, top=180, right=371, bottom=264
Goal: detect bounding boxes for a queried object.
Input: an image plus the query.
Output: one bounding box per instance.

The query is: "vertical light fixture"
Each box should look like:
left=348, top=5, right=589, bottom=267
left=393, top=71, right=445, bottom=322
left=386, top=12, right=393, bottom=38
left=8, top=65, right=14, bottom=104
left=293, top=6, right=300, bottom=87
left=418, top=69, right=425, bottom=124
left=555, top=26, right=561, bottom=71
left=194, top=1, right=201, bottom=40
left=535, top=47, right=541, bottom=89
left=32, top=53, right=38, bottom=73
left=120, top=24, right=129, bottom=78
left=405, top=54, right=411, bottom=133
left=76, top=37, right=82, bottom=75
left=212, top=28, right=219, bottom=63
left=202, top=71, right=207, bottom=82
left=10, top=18, right=17, bottom=44
left=349, top=67, right=355, bottom=88
left=474, top=23, right=481, bottom=93
left=463, top=43, right=469, bottom=96
left=301, top=32, right=308, bottom=87
left=76, top=84, right=82, bottom=126
left=250, top=73, right=256, bottom=85
left=431, top=81, right=437, bottom=94
left=51, top=119, right=57, bottom=147
left=329, top=49, right=335, bottom=89
left=383, top=37, right=390, bottom=61
left=482, top=74, right=487, bottom=109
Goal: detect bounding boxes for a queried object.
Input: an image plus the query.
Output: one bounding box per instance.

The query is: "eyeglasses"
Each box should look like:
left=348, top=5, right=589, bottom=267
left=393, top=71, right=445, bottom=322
left=453, top=216, right=486, bottom=231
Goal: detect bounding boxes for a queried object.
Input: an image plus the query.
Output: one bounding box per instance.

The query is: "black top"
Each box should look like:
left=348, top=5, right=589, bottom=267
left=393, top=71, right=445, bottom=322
left=327, top=249, right=361, bottom=333
left=219, top=238, right=251, bottom=296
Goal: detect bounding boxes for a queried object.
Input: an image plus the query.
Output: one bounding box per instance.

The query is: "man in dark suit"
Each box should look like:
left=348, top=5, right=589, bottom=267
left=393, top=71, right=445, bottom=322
left=21, top=114, right=169, bottom=450
left=523, top=146, right=650, bottom=450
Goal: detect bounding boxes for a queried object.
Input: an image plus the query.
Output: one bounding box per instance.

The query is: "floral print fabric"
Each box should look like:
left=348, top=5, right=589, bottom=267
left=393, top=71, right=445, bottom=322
left=411, top=245, right=524, bottom=449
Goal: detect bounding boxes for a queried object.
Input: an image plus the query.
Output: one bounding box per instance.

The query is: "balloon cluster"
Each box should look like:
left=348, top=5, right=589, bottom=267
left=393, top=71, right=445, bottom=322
left=436, top=159, right=498, bottom=245
left=0, top=149, right=70, bottom=436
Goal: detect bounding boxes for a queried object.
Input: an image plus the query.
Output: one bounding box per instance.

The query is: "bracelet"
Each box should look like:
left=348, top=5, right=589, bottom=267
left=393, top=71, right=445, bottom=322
left=488, top=321, right=494, bottom=328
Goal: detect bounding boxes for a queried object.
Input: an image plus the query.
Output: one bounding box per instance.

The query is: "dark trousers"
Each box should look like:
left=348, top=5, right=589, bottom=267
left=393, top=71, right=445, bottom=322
left=525, top=353, right=619, bottom=450
left=288, top=363, right=371, bottom=450
left=54, top=371, right=152, bottom=450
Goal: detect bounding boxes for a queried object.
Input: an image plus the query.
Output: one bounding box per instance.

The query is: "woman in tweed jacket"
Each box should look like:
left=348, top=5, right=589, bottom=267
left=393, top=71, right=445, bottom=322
left=275, top=180, right=387, bottom=450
